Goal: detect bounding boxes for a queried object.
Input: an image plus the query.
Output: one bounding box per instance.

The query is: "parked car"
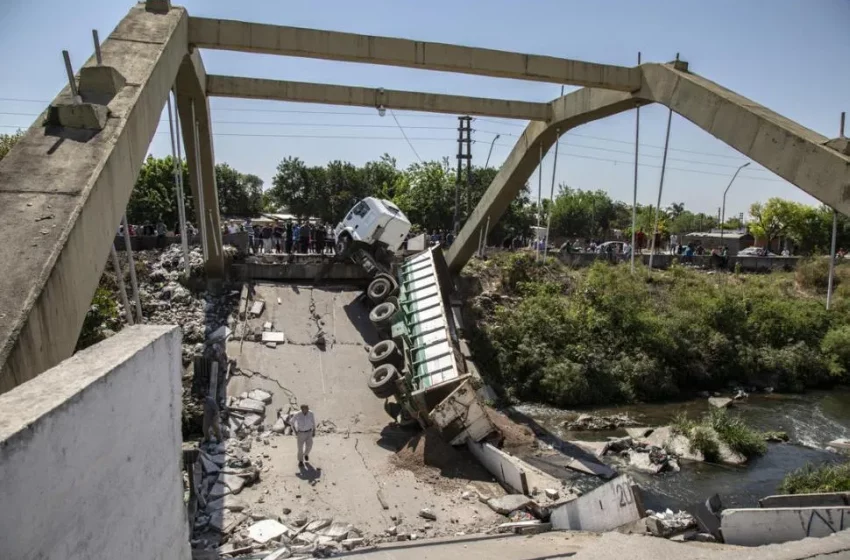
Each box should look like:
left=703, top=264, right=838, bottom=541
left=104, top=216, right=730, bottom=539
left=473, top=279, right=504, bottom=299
left=597, top=241, right=627, bottom=254
left=738, top=246, right=776, bottom=257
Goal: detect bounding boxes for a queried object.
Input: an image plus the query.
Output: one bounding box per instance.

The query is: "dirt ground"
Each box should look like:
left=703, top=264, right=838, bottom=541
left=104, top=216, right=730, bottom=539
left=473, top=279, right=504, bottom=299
left=224, top=283, right=506, bottom=542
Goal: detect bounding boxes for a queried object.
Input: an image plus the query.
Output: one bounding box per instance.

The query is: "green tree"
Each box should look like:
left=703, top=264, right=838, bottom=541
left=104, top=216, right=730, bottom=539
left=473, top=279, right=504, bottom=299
left=550, top=187, right=616, bottom=239
left=393, top=160, right=455, bottom=231
left=215, top=163, right=264, bottom=217
left=0, top=130, right=23, bottom=162
left=127, top=155, right=194, bottom=228
left=749, top=198, right=799, bottom=248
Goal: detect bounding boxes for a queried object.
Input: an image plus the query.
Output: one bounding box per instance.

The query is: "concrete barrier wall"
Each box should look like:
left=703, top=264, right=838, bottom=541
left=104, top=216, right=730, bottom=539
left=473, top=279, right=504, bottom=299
left=760, top=493, right=850, bottom=508
left=0, top=326, right=189, bottom=560
left=467, top=440, right=528, bottom=495
left=233, top=261, right=370, bottom=281
left=721, top=507, right=850, bottom=546
left=557, top=252, right=800, bottom=271
left=551, top=475, right=643, bottom=532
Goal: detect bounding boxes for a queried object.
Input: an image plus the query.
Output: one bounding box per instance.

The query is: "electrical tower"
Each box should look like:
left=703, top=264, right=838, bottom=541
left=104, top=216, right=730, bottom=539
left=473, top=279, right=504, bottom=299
left=453, top=116, right=473, bottom=234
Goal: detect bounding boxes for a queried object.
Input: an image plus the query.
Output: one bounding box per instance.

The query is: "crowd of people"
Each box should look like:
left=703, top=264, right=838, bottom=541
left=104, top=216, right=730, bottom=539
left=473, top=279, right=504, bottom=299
left=237, top=219, right=336, bottom=255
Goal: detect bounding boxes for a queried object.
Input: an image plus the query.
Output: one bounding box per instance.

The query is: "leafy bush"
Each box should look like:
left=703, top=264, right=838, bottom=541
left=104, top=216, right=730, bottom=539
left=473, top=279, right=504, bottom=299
left=76, top=286, right=119, bottom=351
left=469, top=259, right=850, bottom=408
left=779, top=462, right=850, bottom=494
left=689, top=426, right=721, bottom=463
left=796, top=258, right=832, bottom=293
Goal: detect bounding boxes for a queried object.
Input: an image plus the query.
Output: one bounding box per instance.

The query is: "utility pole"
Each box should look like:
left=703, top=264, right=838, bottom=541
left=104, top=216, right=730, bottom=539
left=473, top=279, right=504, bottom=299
left=453, top=116, right=472, bottom=233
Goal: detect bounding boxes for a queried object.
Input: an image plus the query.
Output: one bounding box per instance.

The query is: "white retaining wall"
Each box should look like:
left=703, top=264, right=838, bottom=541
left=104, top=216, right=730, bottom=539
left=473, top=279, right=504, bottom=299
left=551, top=475, right=643, bottom=531
left=721, top=507, right=850, bottom=546
left=0, top=326, right=189, bottom=560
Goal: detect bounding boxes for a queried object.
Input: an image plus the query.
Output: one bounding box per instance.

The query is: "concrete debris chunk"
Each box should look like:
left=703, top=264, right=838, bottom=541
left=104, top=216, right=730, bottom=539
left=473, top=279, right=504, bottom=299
left=263, top=321, right=273, bottom=331
left=341, top=538, right=365, bottom=550
left=486, top=495, right=534, bottom=516
left=305, top=518, right=332, bottom=532
left=235, top=398, right=266, bottom=414
left=200, top=453, right=220, bottom=474
left=208, top=482, right=231, bottom=500
left=294, top=531, right=318, bottom=544
left=262, top=546, right=291, bottom=560
left=544, top=489, right=560, bottom=500
left=250, top=300, right=265, bottom=317
left=321, top=521, right=353, bottom=541
left=248, top=518, right=289, bottom=544
left=208, top=325, right=232, bottom=343
left=272, top=417, right=287, bottom=433
left=223, top=473, right=248, bottom=494
left=263, top=331, right=285, bottom=343
left=243, top=413, right=264, bottom=428
left=265, top=341, right=278, bottom=349
left=708, top=397, right=733, bottom=409
left=249, top=389, right=273, bottom=404
left=418, top=508, right=437, bottom=521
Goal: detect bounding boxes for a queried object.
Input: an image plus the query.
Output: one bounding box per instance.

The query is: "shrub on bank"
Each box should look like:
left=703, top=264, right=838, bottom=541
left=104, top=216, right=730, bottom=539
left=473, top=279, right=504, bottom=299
left=468, top=259, right=850, bottom=407
left=779, top=462, right=850, bottom=494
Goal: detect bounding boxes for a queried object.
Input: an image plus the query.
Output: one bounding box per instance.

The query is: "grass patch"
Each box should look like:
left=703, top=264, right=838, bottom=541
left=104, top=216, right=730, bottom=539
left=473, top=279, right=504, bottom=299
left=689, top=426, right=721, bottom=463
left=707, top=408, right=768, bottom=459
left=779, top=462, right=850, bottom=494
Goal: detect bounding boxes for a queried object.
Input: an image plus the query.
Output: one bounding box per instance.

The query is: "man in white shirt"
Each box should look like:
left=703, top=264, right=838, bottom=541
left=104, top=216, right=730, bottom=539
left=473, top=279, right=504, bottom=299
left=291, top=404, right=316, bottom=466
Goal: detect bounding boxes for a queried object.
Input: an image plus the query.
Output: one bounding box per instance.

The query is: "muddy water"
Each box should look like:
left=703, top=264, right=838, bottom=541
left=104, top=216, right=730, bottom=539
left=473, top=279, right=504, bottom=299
left=511, top=389, right=850, bottom=511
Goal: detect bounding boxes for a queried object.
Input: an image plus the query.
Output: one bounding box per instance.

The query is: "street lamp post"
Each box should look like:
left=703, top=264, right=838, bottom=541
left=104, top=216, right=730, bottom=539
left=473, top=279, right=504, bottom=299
left=485, top=134, right=500, bottom=168
left=720, top=162, right=750, bottom=248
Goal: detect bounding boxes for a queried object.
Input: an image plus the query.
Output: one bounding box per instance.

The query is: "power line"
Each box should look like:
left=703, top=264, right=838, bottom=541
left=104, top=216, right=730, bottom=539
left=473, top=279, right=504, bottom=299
left=389, top=109, right=423, bottom=163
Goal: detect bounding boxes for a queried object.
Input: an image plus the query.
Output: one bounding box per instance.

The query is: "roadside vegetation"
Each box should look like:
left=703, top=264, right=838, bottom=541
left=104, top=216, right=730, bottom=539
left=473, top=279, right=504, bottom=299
left=779, top=462, right=850, bottom=494
left=464, top=253, right=850, bottom=408
left=673, top=409, right=767, bottom=461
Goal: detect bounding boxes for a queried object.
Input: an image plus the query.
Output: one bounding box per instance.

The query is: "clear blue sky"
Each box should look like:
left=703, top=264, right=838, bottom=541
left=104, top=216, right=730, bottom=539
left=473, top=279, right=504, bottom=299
left=1, top=0, right=847, bottom=219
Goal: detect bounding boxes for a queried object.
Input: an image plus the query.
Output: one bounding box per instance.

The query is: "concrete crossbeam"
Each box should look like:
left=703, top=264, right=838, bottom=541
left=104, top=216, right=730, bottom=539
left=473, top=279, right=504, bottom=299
left=637, top=63, right=850, bottom=216
left=445, top=88, right=639, bottom=271
left=447, top=62, right=850, bottom=272
left=0, top=4, right=190, bottom=393
left=189, top=17, right=641, bottom=92
left=206, top=75, right=551, bottom=121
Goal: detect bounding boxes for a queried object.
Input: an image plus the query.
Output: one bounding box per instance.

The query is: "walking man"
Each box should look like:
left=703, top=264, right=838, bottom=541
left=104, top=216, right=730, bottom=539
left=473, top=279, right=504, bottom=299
left=292, top=404, right=316, bottom=466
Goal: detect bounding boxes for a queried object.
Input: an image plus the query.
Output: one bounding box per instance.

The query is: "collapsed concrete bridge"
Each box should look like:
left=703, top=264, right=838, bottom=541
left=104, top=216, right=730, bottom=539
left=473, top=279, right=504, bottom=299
left=0, top=0, right=847, bottom=394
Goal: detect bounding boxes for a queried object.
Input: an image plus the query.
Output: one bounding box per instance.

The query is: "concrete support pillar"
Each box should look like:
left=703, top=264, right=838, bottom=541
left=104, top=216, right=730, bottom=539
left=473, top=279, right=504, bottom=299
left=174, top=51, right=224, bottom=276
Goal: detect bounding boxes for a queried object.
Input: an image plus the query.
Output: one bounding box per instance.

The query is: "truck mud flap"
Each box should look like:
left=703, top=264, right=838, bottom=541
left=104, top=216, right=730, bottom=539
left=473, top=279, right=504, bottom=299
left=428, top=380, right=496, bottom=445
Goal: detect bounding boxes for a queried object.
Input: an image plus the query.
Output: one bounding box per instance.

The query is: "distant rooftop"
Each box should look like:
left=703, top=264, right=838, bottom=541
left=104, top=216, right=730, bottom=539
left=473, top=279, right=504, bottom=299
left=685, top=230, right=752, bottom=239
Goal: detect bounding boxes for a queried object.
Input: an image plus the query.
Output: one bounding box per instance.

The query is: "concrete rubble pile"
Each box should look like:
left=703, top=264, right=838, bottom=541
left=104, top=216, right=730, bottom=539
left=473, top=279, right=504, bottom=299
left=565, top=413, right=637, bottom=431
left=190, top=385, right=369, bottom=558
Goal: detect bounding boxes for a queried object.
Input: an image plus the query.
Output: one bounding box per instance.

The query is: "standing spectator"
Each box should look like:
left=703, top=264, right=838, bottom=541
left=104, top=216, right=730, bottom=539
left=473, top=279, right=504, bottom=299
left=273, top=221, right=284, bottom=253
left=670, top=233, right=678, bottom=255
left=326, top=224, right=335, bottom=254
left=314, top=222, right=325, bottom=254
left=253, top=225, right=262, bottom=254
left=285, top=221, right=294, bottom=254
left=261, top=223, right=273, bottom=253
left=301, top=221, right=312, bottom=254
left=155, top=217, right=167, bottom=249
left=293, top=222, right=301, bottom=253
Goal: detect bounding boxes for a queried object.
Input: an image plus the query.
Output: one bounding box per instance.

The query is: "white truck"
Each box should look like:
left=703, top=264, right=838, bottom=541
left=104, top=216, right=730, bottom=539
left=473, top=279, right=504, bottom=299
left=331, top=197, right=498, bottom=446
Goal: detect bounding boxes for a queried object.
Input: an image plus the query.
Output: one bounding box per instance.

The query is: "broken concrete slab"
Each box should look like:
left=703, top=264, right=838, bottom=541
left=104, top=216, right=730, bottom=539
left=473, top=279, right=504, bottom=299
left=828, top=438, right=850, bottom=451
left=551, top=475, right=643, bottom=532
left=248, top=518, right=289, bottom=544
left=721, top=507, right=850, bottom=546
left=709, top=397, right=733, bottom=409
left=486, top=494, right=534, bottom=515
left=759, top=492, right=850, bottom=508
left=271, top=417, right=287, bottom=433
left=222, top=473, right=247, bottom=494
left=262, top=331, right=285, bottom=343
left=233, top=398, right=266, bottom=414
left=248, top=389, right=273, bottom=404
left=263, top=321, right=273, bottom=331
left=265, top=341, right=278, bottom=349
left=627, top=451, right=663, bottom=475
left=418, top=508, right=437, bottom=521
left=645, top=426, right=703, bottom=462
left=208, top=482, right=231, bottom=500
left=199, top=453, right=220, bottom=474
left=321, top=521, right=354, bottom=541
left=250, top=301, right=265, bottom=317
left=565, top=456, right=617, bottom=479
left=305, top=518, right=333, bottom=533
left=243, top=413, right=263, bottom=428
left=208, top=325, right=232, bottom=343
left=545, top=489, right=560, bottom=500
left=570, top=440, right=609, bottom=457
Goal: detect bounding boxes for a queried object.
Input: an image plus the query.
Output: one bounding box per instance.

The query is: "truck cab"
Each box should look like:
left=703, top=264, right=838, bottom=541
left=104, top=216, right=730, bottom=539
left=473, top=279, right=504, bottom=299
left=334, top=197, right=411, bottom=254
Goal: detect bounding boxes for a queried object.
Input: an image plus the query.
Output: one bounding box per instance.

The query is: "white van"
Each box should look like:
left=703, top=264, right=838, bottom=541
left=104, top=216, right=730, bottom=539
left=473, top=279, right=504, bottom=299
left=334, top=197, right=411, bottom=254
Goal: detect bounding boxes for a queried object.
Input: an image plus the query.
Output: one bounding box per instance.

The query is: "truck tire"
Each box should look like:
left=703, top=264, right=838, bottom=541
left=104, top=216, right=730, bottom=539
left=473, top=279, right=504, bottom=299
left=368, top=363, right=400, bottom=399
left=367, top=276, right=392, bottom=304
left=369, top=339, right=403, bottom=369
left=369, top=301, right=397, bottom=333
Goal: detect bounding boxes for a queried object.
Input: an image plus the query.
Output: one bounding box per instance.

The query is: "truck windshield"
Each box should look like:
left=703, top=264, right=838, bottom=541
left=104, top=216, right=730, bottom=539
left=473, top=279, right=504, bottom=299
left=351, top=201, right=370, bottom=218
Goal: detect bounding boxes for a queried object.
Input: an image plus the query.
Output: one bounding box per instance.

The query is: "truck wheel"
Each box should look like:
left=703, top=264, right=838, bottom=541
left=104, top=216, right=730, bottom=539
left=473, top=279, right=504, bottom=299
left=368, top=363, right=400, bottom=399
left=369, top=339, right=403, bottom=369
left=367, top=277, right=392, bottom=304
left=369, top=301, right=397, bottom=333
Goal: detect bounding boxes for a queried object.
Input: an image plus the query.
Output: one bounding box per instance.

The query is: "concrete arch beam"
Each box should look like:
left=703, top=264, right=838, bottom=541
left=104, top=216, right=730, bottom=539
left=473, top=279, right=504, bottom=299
left=446, top=63, right=850, bottom=272
left=0, top=5, right=192, bottom=393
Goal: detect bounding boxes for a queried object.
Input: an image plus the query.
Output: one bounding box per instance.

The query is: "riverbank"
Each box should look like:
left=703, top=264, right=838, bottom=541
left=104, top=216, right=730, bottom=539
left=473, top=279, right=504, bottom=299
left=504, top=389, right=850, bottom=511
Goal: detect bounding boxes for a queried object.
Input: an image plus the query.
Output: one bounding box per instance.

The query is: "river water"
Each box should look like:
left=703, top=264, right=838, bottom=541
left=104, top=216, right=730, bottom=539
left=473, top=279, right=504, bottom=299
left=510, top=389, right=850, bottom=511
